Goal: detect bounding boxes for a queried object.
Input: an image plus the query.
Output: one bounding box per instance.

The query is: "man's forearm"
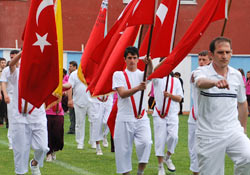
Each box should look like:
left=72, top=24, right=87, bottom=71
left=238, top=101, right=248, bottom=133
left=196, top=78, right=216, bottom=89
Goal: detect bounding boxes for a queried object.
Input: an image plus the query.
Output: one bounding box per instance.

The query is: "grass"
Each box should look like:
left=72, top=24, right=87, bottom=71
left=0, top=114, right=249, bottom=175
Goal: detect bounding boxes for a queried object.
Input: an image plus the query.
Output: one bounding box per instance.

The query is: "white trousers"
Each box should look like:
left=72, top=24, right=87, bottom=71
left=196, top=130, right=250, bottom=175
left=153, top=116, right=179, bottom=156
left=12, top=122, right=49, bottom=174
left=188, top=123, right=199, bottom=172
left=7, top=94, right=13, bottom=147
left=74, top=104, right=92, bottom=146
left=114, top=119, right=152, bottom=174
left=90, top=103, right=104, bottom=142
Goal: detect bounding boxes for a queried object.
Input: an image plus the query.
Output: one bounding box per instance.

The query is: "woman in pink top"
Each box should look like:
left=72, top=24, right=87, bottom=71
left=246, top=71, right=250, bottom=115
left=46, top=82, right=71, bottom=161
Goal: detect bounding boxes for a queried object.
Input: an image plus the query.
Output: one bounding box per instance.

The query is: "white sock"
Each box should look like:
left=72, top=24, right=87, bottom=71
left=96, top=143, right=101, bottom=150
left=137, top=169, right=144, bottom=175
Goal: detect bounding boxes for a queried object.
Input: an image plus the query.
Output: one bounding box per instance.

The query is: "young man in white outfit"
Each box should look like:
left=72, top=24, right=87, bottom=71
left=68, top=70, right=94, bottom=150
left=152, top=72, right=183, bottom=175
left=0, top=50, right=20, bottom=150
left=194, top=37, right=250, bottom=175
left=112, top=46, right=153, bottom=175
left=9, top=52, right=49, bottom=175
left=90, top=95, right=113, bottom=155
left=188, top=50, right=211, bottom=175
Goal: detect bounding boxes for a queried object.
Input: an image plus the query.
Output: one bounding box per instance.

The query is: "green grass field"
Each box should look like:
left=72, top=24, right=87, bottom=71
left=0, top=114, right=249, bottom=175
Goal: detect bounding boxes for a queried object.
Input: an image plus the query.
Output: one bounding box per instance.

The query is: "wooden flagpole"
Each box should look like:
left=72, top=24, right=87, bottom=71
left=221, top=0, right=232, bottom=36
left=138, top=0, right=158, bottom=116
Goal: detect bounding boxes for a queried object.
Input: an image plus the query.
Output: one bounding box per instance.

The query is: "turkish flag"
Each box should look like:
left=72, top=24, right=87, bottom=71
left=148, top=0, right=228, bottom=80
left=78, top=0, right=108, bottom=85
left=107, top=100, right=118, bottom=138
left=92, top=25, right=140, bottom=96
left=19, top=0, right=59, bottom=111
left=140, top=0, right=180, bottom=59
left=127, top=0, right=157, bottom=26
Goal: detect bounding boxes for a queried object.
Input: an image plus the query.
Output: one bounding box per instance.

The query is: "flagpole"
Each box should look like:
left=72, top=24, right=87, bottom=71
left=137, top=25, right=144, bottom=49
left=138, top=0, right=158, bottom=116
left=221, top=0, right=232, bottom=36
left=161, top=0, right=180, bottom=115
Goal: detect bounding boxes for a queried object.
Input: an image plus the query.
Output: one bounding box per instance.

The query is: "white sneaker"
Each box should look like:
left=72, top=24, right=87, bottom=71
left=164, top=158, right=176, bottom=172
left=91, top=142, right=96, bottom=149
left=158, top=166, right=166, bottom=175
left=30, top=160, right=41, bottom=175
left=51, top=152, right=56, bottom=160
left=96, top=149, right=103, bottom=155
left=9, top=146, right=13, bottom=150
left=77, top=144, right=84, bottom=149
left=46, top=154, right=53, bottom=162
left=103, top=137, right=108, bottom=148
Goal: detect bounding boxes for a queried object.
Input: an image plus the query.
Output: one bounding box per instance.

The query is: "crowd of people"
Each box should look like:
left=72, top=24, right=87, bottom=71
left=0, top=36, right=250, bottom=175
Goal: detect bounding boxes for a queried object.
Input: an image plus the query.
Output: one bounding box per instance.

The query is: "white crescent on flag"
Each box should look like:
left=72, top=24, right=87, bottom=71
left=132, top=0, right=142, bottom=16
left=36, top=0, right=54, bottom=26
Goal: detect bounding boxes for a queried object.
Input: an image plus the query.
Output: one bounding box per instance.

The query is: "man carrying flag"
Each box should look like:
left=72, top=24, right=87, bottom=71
left=8, top=0, right=60, bottom=174
left=112, top=46, right=153, bottom=175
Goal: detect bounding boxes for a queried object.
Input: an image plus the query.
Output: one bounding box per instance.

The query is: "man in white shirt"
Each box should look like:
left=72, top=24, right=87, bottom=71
left=194, top=37, right=250, bottom=175
left=152, top=74, right=183, bottom=175
left=112, top=46, right=153, bottom=175
left=188, top=50, right=211, bottom=175
left=0, top=50, right=20, bottom=150
left=9, top=52, right=49, bottom=175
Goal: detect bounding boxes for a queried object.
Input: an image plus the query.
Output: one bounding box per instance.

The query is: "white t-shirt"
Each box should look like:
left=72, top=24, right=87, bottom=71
left=112, top=69, right=148, bottom=122
left=68, top=70, right=91, bottom=107
left=152, top=76, right=183, bottom=118
left=9, top=68, right=46, bottom=124
left=0, top=66, right=14, bottom=95
left=194, top=64, right=246, bottom=136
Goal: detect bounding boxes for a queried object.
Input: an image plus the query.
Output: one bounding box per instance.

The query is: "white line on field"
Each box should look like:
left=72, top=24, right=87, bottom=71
left=0, top=140, right=96, bottom=175
left=52, top=160, right=96, bottom=175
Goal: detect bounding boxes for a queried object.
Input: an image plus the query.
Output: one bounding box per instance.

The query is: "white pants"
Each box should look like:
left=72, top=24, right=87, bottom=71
left=74, top=104, right=93, bottom=146
left=153, top=115, right=179, bottom=156
left=196, top=130, right=250, bottom=175
left=7, top=94, right=13, bottom=147
left=12, top=122, right=49, bottom=174
left=114, top=119, right=152, bottom=174
left=188, top=122, right=199, bottom=172
left=90, top=103, right=104, bottom=142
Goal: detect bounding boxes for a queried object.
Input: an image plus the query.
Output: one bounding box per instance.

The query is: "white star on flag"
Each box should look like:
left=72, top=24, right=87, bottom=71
left=33, top=33, right=51, bottom=52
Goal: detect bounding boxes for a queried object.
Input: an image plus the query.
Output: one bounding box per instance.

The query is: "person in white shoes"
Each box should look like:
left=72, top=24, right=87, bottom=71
left=112, top=46, right=153, bottom=175
left=0, top=50, right=20, bottom=150
left=188, top=50, right=211, bottom=175
left=152, top=68, right=183, bottom=174
left=194, top=37, right=250, bottom=175
left=9, top=52, right=49, bottom=175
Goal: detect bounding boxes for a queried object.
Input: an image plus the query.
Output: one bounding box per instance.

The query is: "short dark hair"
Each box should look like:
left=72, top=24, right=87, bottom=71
left=10, top=50, right=20, bottom=55
left=174, top=72, right=181, bottom=77
left=198, top=50, right=208, bottom=56
left=124, top=46, right=139, bottom=58
left=63, top=68, right=67, bottom=75
left=0, top=58, right=6, bottom=62
left=209, top=37, right=232, bottom=53
left=69, top=61, right=78, bottom=69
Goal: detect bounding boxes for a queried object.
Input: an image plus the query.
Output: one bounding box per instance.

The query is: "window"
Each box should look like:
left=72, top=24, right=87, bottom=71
left=180, top=0, right=197, bottom=5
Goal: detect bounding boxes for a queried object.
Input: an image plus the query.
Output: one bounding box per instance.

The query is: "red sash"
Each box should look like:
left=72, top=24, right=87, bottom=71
left=155, top=77, right=174, bottom=118
left=97, top=96, right=109, bottom=102
left=123, top=71, right=145, bottom=119
left=192, top=106, right=197, bottom=121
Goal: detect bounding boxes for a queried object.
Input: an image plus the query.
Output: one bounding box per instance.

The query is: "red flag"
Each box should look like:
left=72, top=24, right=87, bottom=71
left=148, top=0, right=228, bottom=80
left=19, top=0, right=59, bottom=110
left=140, top=0, right=180, bottom=58
left=87, top=0, right=151, bottom=95
left=127, top=0, right=157, bottom=26
left=107, top=100, right=118, bottom=138
left=92, top=25, right=140, bottom=96
left=78, top=0, right=108, bottom=85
